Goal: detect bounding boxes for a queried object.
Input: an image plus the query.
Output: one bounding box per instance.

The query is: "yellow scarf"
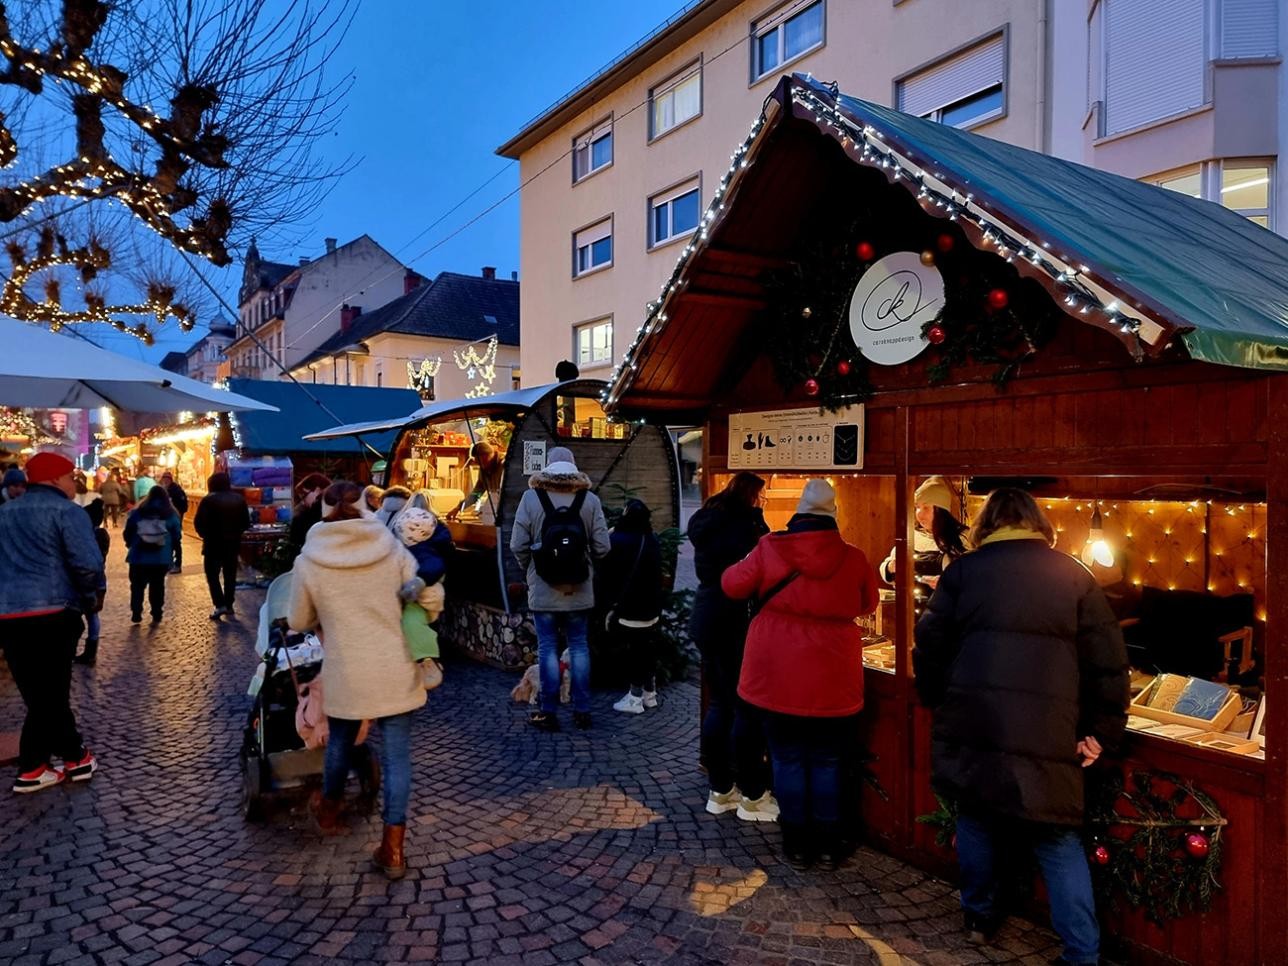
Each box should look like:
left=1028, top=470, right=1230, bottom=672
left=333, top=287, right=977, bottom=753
left=978, top=526, right=1049, bottom=547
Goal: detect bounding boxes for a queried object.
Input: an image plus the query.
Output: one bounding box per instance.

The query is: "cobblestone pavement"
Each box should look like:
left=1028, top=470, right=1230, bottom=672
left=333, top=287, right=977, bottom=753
left=0, top=535, right=1067, bottom=965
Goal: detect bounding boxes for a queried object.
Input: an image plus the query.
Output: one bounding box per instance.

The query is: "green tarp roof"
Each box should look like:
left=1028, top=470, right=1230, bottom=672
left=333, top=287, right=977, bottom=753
left=824, top=81, right=1288, bottom=370
left=227, top=379, right=422, bottom=455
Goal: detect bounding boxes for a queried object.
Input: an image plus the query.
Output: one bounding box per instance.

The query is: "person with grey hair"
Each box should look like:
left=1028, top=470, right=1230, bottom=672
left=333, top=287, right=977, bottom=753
left=510, top=446, right=610, bottom=731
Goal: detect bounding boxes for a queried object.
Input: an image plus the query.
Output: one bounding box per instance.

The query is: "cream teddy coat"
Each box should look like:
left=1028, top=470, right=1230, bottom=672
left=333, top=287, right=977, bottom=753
left=287, top=516, right=444, bottom=720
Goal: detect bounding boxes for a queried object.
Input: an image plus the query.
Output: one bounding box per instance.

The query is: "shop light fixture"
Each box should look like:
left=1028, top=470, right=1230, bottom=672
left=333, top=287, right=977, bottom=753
left=1081, top=503, right=1115, bottom=568
left=146, top=425, right=214, bottom=446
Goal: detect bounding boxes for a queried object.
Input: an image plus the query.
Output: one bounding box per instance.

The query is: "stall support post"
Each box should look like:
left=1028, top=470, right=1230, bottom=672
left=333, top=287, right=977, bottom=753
left=893, top=406, right=914, bottom=847
left=1262, top=376, right=1288, bottom=964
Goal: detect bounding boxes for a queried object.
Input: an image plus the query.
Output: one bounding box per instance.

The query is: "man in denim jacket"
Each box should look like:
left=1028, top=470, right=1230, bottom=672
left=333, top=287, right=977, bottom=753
left=0, top=452, right=104, bottom=793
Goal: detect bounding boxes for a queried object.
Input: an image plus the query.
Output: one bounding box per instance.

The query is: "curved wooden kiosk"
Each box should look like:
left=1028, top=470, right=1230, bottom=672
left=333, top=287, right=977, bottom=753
left=307, top=379, right=679, bottom=669
left=603, top=75, right=1288, bottom=965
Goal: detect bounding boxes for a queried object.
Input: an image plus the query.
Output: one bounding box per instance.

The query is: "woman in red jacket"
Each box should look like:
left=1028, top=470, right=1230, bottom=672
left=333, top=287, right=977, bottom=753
left=722, top=478, right=879, bottom=870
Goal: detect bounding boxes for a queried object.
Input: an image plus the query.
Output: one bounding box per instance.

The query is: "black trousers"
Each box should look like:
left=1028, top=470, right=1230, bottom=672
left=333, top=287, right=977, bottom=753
left=613, top=621, right=658, bottom=689
left=0, top=610, right=86, bottom=772
left=700, top=646, right=768, bottom=799
left=203, top=551, right=239, bottom=609
left=128, top=564, right=169, bottom=618
left=172, top=514, right=184, bottom=567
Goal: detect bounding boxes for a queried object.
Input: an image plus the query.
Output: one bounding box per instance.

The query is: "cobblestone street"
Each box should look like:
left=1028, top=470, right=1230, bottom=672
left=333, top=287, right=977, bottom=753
left=0, top=536, right=1067, bottom=965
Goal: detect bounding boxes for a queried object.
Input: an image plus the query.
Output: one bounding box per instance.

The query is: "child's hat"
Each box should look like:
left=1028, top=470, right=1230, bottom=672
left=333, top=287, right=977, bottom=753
left=394, top=506, right=437, bottom=545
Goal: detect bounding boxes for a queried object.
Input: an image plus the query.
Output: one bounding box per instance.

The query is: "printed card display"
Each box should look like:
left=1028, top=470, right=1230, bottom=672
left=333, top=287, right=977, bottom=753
left=727, top=405, right=864, bottom=470
left=522, top=440, right=546, bottom=475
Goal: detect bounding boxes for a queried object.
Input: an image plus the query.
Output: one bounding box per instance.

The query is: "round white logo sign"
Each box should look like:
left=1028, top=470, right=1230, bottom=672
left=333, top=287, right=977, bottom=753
left=848, top=252, right=945, bottom=366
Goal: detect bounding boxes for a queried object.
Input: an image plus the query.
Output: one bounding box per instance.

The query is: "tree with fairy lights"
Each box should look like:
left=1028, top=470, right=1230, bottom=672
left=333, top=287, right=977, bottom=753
left=0, top=0, right=354, bottom=344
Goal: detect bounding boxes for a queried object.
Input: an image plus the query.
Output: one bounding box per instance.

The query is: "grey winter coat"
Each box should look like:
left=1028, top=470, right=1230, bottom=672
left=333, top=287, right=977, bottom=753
left=510, top=463, right=611, bottom=612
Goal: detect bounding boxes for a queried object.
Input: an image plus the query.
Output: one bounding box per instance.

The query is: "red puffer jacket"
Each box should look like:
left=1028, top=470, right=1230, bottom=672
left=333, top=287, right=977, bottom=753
left=722, top=523, right=879, bottom=717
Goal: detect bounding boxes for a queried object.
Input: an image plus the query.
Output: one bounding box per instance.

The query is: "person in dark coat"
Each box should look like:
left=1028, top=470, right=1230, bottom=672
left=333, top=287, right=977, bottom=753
left=288, top=473, right=331, bottom=554
left=159, top=472, right=189, bottom=573
left=123, top=486, right=182, bottom=623
left=0, top=467, right=26, bottom=505
left=913, top=487, right=1129, bottom=965
left=194, top=472, right=250, bottom=620
left=722, top=479, right=879, bottom=869
left=687, top=471, right=775, bottom=823
left=598, top=499, right=665, bottom=715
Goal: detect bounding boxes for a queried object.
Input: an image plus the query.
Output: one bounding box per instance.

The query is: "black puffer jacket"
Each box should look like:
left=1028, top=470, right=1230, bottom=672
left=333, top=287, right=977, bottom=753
left=597, top=527, right=664, bottom=622
left=913, top=535, right=1129, bottom=826
left=686, top=502, right=769, bottom=651
left=194, top=489, right=250, bottom=557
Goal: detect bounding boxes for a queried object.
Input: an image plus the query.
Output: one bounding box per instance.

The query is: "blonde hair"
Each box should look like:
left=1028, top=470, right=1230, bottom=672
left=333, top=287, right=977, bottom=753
left=970, top=488, right=1055, bottom=547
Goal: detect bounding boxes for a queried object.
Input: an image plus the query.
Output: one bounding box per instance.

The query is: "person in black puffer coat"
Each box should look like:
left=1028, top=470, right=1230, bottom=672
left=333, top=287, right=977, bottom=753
left=913, top=487, right=1128, bottom=966
left=194, top=472, right=249, bottom=620
left=598, top=499, right=665, bottom=715
left=687, top=471, right=776, bottom=822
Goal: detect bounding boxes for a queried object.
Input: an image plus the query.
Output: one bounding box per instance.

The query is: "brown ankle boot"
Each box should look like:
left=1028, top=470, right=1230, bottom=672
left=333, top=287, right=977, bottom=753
left=309, top=791, right=346, bottom=836
left=372, top=823, right=407, bottom=879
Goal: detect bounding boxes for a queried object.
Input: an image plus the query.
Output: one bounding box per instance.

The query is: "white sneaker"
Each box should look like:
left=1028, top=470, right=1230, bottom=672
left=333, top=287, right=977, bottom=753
left=641, top=690, right=659, bottom=709
left=736, top=791, right=781, bottom=823
left=613, top=692, right=645, bottom=715
left=706, top=786, right=742, bottom=815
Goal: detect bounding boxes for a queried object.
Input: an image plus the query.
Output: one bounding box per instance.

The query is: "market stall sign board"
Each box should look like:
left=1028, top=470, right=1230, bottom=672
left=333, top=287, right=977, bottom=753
left=728, top=405, right=864, bottom=470
left=849, top=252, right=943, bottom=366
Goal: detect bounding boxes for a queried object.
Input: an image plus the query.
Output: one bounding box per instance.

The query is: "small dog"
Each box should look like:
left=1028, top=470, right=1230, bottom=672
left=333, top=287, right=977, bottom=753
left=511, top=652, right=572, bottom=706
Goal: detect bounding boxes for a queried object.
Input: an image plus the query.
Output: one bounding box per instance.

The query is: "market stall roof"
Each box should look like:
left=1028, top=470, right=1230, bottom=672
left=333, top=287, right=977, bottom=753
left=0, top=318, right=278, bottom=413
left=302, top=380, right=606, bottom=441
left=604, top=74, right=1288, bottom=418
left=227, top=379, right=421, bottom=454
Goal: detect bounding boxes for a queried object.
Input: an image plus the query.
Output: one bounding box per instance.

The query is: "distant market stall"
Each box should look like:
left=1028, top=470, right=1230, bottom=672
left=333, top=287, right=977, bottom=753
left=306, top=379, right=680, bottom=669
left=603, top=74, right=1288, bottom=966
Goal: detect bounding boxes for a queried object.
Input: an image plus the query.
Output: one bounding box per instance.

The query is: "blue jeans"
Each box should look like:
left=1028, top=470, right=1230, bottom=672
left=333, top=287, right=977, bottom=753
left=533, top=611, right=591, bottom=713
left=955, top=812, right=1100, bottom=964
left=85, top=611, right=100, bottom=641
left=763, top=713, right=852, bottom=825
left=323, top=713, right=413, bottom=826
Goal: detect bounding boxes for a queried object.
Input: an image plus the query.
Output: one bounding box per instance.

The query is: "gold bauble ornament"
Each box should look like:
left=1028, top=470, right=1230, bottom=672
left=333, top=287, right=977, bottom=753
left=920, top=250, right=936, bottom=266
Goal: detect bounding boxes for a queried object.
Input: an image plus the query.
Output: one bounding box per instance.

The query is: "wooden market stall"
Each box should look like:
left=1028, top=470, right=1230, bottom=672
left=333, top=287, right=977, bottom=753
left=602, top=74, right=1288, bottom=965
left=306, top=379, right=680, bottom=669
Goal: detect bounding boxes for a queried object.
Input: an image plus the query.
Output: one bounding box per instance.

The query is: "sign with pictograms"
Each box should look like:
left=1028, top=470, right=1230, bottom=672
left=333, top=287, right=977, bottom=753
left=727, top=404, right=864, bottom=471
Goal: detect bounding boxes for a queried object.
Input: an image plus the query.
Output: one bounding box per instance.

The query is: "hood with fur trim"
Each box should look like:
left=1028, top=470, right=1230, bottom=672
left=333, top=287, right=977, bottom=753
left=299, top=516, right=401, bottom=569
left=528, top=462, right=592, bottom=493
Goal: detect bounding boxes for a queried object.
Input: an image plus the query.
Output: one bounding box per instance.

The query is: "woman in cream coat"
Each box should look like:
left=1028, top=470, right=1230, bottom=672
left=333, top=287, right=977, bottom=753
left=289, top=481, right=444, bottom=879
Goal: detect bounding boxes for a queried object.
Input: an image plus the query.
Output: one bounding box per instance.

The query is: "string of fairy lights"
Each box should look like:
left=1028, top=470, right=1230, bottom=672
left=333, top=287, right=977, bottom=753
left=602, top=77, right=1177, bottom=412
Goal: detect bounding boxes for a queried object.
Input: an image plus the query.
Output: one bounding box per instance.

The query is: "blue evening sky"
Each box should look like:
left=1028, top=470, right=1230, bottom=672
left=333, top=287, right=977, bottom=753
left=98, top=0, right=689, bottom=362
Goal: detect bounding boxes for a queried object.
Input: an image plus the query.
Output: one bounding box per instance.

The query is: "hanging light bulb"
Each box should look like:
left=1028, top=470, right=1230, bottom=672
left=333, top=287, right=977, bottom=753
left=1081, top=503, right=1115, bottom=568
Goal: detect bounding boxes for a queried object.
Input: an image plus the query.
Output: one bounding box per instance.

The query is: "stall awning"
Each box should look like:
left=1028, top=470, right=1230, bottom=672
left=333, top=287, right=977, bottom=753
left=604, top=74, right=1288, bottom=418
left=302, top=380, right=605, bottom=441
left=227, top=379, right=422, bottom=455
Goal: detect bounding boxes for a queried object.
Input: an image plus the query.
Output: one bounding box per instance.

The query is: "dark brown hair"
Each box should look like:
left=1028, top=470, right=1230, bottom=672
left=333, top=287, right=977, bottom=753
left=970, top=488, right=1055, bottom=547
left=207, top=472, right=231, bottom=492
left=321, top=480, right=364, bottom=522
left=702, top=471, right=765, bottom=511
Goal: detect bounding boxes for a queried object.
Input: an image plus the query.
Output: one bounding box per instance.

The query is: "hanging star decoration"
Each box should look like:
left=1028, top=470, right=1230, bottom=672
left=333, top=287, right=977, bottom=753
left=455, top=335, right=499, bottom=399
left=406, top=356, right=442, bottom=401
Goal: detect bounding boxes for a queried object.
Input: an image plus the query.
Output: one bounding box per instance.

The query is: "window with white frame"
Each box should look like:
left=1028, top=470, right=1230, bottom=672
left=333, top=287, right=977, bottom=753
left=650, top=62, right=702, bottom=139
left=1102, top=0, right=1206, bottom=136
left=649, top=179, right=701, bottom=248
left=573, top=218, right=613, bottom=276
left=1148, top=159, right=1274, bottom=229
left=896, top=32, right=1006, bottom=129
left=575, top=319, right=613, bottom=368
left=752, top=0, right=825, bottom=81
left=1220, top=0, right=1278, bottom=59
left=572, top=118, right=613, bottom=182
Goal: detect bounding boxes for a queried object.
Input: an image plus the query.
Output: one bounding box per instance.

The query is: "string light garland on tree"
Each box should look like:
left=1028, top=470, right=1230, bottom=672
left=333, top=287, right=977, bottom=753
left=0, top=406, right=55, bottom=443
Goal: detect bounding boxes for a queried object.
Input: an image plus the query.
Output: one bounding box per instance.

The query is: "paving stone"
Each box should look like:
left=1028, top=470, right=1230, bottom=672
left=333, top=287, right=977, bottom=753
left=0, top=535, right=1073, bottom=964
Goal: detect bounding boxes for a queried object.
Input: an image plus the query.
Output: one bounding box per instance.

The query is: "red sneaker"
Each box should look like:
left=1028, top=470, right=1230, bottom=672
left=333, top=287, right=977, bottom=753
left=62, top=750, right=97, bottom=783
left=13, top=765, right=65, bottom=794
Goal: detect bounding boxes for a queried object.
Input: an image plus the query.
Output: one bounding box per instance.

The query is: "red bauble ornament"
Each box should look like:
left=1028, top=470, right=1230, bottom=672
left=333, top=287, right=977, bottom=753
left=926, top=325, right=946, bottom=345
left=837, top=359, right=852, bottom=376
left=1092, top=844, right=1111, bottom=866
left=987, top=287, right=1009, bottom=310
left=1185, top=833, right=1210, bottom=859
left=856, top=241, right=876, bottom=262
left=804, top=378, right=820, bottom=397
left=936, top=232, right=955, bottom=253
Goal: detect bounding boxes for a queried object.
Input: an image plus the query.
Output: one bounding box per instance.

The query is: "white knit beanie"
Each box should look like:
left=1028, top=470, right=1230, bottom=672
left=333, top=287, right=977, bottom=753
left=796, top=478, right=837, bottom=518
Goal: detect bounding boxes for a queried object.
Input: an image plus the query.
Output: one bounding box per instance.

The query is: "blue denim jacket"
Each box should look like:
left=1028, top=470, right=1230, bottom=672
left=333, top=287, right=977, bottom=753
left=0, top=484, right=105, bottom=617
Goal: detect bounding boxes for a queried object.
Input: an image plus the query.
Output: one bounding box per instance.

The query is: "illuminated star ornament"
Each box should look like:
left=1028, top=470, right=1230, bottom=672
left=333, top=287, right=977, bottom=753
left=455, top=335, right=499, bottom=399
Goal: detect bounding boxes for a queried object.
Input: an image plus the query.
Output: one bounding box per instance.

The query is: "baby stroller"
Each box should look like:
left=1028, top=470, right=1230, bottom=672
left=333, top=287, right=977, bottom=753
left=239, top=572, right=380, bottom=820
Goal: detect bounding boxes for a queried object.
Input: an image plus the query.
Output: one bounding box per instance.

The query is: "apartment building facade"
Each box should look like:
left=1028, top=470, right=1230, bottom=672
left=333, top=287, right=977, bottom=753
left=499, top=0, right=1285, bottom=384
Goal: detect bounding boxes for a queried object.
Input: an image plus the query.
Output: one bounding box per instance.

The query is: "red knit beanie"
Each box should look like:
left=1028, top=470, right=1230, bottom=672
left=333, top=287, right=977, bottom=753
left=25, top=451, right=75, bottom=484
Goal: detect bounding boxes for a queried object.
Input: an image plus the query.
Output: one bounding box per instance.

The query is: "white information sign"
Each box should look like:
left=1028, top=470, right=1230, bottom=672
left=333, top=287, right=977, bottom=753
left=727, top=405, right=864, bottom=471
left=522, top=440, right=546, bottom=475
left=848, top=251, right=944, bottom=366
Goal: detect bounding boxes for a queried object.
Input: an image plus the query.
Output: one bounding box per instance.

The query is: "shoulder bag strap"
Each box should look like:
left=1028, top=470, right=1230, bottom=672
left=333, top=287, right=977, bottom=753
left=754, top=570, right=801, bottom=613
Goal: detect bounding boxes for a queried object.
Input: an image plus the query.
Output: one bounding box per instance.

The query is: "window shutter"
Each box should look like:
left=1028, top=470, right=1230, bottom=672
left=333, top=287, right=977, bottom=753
left=1105, top=0, right=1205, bottom=135
left=1221, top=0, right=1278, bottom=58
left=897, top=34, right=1005, bottom=117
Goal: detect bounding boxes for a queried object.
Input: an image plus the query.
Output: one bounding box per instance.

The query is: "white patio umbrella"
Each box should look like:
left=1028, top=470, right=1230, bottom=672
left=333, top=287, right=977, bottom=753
left=0, top=317, right=276, bottom=413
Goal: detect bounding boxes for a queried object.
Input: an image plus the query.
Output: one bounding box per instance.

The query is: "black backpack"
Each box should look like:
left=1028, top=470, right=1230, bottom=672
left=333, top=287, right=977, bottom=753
left=533, top=490, right=590, bottom=585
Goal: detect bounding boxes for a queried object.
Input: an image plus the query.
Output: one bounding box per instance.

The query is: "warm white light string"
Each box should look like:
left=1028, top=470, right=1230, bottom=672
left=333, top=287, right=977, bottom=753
left=603, top=78, right=1174, bottom=412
